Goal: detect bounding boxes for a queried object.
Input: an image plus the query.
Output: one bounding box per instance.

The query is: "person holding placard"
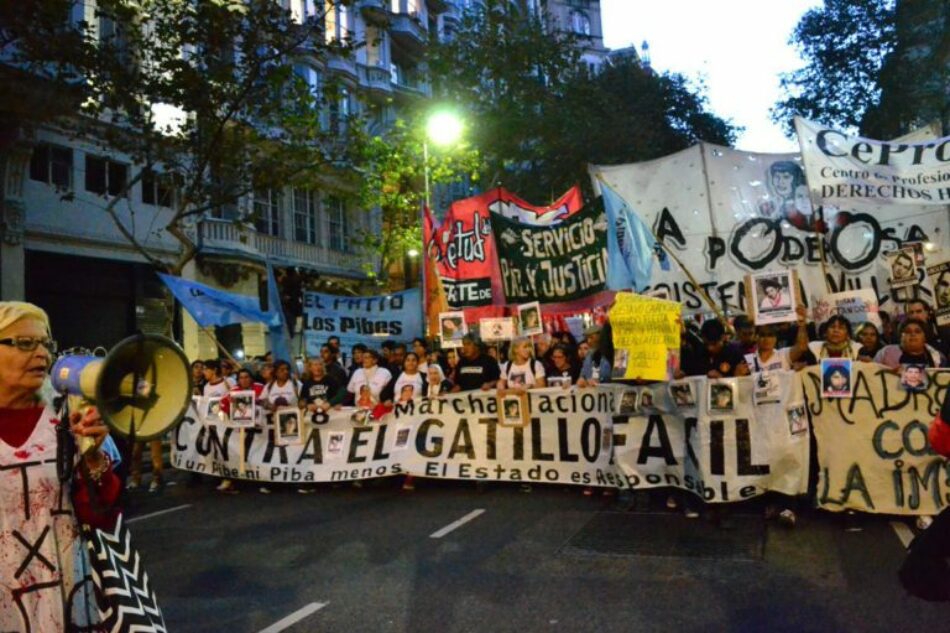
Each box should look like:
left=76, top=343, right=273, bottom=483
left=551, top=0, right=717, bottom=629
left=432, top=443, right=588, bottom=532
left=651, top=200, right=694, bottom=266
left=578, top=321, right=614, bottom=386
left=347, top=349, right=393, bottom=404
left=745, top=307, right=809, bottom=373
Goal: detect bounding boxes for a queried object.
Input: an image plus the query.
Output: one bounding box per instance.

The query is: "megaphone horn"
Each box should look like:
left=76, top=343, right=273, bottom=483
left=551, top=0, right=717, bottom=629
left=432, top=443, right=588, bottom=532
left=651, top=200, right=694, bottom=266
left=52, top=334, right=194, bottom=452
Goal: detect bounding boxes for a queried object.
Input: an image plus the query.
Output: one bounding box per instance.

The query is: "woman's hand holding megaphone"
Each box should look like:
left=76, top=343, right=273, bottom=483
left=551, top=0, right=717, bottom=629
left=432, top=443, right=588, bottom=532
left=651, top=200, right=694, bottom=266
left=69, top=406, right=110, bottom=470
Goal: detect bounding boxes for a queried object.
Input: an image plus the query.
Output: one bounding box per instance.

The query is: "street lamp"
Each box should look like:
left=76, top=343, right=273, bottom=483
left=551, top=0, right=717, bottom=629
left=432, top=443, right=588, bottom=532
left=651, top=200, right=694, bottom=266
left=423, top=109, right=464, bottom=211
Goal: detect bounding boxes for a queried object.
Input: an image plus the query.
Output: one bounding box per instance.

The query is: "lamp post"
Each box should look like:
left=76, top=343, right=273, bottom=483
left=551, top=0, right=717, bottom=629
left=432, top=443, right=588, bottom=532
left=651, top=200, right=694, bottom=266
left=418, top=109, right=464, bottom=328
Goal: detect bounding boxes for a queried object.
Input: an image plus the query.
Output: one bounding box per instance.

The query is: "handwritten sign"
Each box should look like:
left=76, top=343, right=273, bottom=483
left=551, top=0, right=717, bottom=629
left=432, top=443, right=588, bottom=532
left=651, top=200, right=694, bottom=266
left=609, top=293, right=681, bottom=380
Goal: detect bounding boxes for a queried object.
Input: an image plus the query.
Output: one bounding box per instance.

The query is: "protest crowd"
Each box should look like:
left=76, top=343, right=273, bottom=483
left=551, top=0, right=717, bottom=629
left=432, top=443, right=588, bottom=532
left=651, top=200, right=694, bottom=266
left=171, top=291, right=950, bottom=537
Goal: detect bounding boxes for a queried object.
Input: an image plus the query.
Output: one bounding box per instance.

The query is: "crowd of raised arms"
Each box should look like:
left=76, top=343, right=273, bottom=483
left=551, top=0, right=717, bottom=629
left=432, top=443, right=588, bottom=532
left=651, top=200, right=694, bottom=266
left=184, top=298, right=946, bottom=529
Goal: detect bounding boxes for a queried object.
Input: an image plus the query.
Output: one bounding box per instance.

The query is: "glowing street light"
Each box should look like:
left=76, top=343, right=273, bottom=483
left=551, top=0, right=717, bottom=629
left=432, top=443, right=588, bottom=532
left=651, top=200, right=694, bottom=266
left=426, top=110, right=464, bottom=148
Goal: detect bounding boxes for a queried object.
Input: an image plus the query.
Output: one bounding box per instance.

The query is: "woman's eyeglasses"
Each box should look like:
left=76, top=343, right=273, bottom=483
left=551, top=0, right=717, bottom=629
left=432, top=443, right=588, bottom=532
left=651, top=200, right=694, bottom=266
left=0, top=336, right=58, bottom=353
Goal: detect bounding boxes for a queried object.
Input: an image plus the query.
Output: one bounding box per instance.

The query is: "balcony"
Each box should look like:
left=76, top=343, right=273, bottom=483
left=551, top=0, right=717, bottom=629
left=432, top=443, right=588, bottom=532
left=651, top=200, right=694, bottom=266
left=197, top=219, right=366, bottom=279
left=326, top=53, right=358, bottom=82
left=389, top=13, right=428, bottom=56
left=357, top=63, right=393, bottom=97
left=356, top=0, right=389, bottom=23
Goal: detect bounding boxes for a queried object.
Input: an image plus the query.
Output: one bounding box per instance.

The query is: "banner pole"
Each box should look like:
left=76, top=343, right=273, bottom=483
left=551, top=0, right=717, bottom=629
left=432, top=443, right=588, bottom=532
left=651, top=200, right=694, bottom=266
left=201, top=326, right=241, bottom=365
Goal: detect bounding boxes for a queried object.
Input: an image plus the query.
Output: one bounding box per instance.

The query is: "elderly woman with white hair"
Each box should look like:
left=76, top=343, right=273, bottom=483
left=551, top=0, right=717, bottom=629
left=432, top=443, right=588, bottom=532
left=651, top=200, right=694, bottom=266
left=0, top=301, right=119, bottom=631
left=422, top=363, right=452, bottom=397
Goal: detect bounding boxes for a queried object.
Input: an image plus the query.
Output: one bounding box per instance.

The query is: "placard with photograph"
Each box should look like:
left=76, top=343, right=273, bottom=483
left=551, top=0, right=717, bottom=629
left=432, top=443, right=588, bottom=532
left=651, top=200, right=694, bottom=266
left=204, top=396, right=224, bottom=424
left=327, top=432, right=345, bottom=456
left=229, top=390, right=256, bottom=427
left=439, top=310, right=467, bottom=348
left=900, top=364, right=928, bottom=393
left=752, top=371, right=782, bottom=406
left=820, top=359, right=853, bottom=398
left=517, top=301, right=543, bottom=336
left=887, top=247, right=918, bottom=290
left=275, top=407, right=302, bottom=445
left=611, top=349, right=629, bottom=379
left=546, top=375, right=572, bottom=389
left=926, top=259, right=950, bottom=326
left=498, top=393, right=528, bottom=427
left=393, top=425, right=412, bottom=451
left=668, top=382, right=696, bottom=409
left=708, top=380, right=736, bottom=414
left=480, top=317, right=517, bottom=342
left=618, top=389, right=639, bottom=415
left=638, top=387, right=656, bottom=412
left=787, top=405, right=808, bottom=436
left=748, top=270, right=796, bottom=325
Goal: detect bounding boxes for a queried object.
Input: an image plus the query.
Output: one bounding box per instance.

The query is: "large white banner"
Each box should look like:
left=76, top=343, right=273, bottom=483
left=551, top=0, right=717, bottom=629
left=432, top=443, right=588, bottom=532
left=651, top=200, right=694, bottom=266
left=172, top=379, right=809, bottom=502
left=590, top=144, right=950, bottom=314
left=795, top=116, right=950, bottom=206
left=613, top=374, right=809, bottom=502
left=804, top=363, right=950, bottom=516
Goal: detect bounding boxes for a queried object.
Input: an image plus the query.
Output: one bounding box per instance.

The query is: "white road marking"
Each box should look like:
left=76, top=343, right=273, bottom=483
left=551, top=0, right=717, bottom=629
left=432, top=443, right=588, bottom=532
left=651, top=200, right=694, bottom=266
left=430, top=509, right=486, bottom=539
left=890, top=520, right=915, bottom=548
left=258, top=602, right=328, bottom=633
left=126, top=504, right=192, bottom=525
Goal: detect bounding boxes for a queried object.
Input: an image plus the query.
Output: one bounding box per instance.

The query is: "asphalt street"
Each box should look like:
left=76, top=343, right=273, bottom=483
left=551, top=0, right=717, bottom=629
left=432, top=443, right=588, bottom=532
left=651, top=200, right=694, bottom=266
left=124, top=471, right=947, bottom=633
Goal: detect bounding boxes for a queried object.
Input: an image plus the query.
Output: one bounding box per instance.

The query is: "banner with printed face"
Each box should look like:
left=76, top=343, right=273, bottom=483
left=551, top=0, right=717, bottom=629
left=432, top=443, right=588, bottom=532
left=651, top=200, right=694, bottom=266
left=172, top=381, right=807, bottom=503
left=490, top=202, right=612, bottom=308
left=795, top=117, right=950, bottom=206
left=591, top=143, right=949, bottom=315
left=425, top=187, right=584, bottom=319
left=302, top=289, right=422, bottom=357
left=804, top=363, right=950, bottom=515
left=171, top=390, right=619, bottom=487
left=611, top=374, right=811, bottom=502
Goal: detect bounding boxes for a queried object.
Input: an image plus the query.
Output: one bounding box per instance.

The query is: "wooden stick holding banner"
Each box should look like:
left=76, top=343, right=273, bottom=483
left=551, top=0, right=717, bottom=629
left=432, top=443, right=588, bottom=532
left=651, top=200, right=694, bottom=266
left=201, top=326, right=241, bottom=366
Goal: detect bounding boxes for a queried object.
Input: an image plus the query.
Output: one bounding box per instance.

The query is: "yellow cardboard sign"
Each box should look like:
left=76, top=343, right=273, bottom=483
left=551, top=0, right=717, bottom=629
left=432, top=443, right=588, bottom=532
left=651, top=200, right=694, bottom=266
left=609, top=292, right=681, bottom=381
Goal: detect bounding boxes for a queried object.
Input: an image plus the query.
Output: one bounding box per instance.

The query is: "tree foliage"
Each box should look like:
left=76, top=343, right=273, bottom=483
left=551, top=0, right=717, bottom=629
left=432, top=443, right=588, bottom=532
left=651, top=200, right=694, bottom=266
left=349, top=115, right=481, bottom=279
left=427, top=0, right=737, bottom=203
left=1, top=0, right=354, bottom=273
left=771, top=0, right=897, bottom=135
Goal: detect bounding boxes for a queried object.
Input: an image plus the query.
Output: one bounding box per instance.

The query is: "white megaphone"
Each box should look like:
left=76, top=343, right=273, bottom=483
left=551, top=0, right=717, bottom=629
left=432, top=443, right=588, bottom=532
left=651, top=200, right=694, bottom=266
left=51, top=334, right=193, bottom=454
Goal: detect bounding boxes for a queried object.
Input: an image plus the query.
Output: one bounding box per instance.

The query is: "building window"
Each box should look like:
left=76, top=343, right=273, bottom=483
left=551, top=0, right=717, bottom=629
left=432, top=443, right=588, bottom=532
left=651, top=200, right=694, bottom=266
left=293, top=188, right=320, bottom=244
left=290, top=0, right=318, bottom=23
left=325, top=0, right=350, bottom=43
left=29, top=143, right=73, bottom=190
left=328, top=87, right=351, bottom=134
left=571, top=11, right=591, bottom=36
left=141, top=169, right=175, bottom=207
left=85, top=155, right=128, bottom=196
left=254, top=188, right=281, bottom=237
left=365, top=26, right=387, bottom=66
left=326, top=195, right=347, bottom=251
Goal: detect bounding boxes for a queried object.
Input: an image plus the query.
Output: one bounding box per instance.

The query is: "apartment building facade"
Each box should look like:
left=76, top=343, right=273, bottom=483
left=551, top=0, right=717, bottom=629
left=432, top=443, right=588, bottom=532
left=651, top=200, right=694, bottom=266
left=0, top=0, right=447, bottom=360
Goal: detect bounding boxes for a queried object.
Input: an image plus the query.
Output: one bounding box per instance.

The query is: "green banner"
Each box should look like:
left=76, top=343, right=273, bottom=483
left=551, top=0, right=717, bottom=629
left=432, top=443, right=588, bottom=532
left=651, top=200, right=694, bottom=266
left=491, top=203, right=609, bottom=304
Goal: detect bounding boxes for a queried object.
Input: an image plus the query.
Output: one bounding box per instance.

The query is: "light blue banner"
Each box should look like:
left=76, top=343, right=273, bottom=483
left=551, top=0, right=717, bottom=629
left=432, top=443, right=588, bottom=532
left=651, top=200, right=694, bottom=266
left=159, top=273, right=279, bottom=328
left=302, top=289, right=423, bottom=358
